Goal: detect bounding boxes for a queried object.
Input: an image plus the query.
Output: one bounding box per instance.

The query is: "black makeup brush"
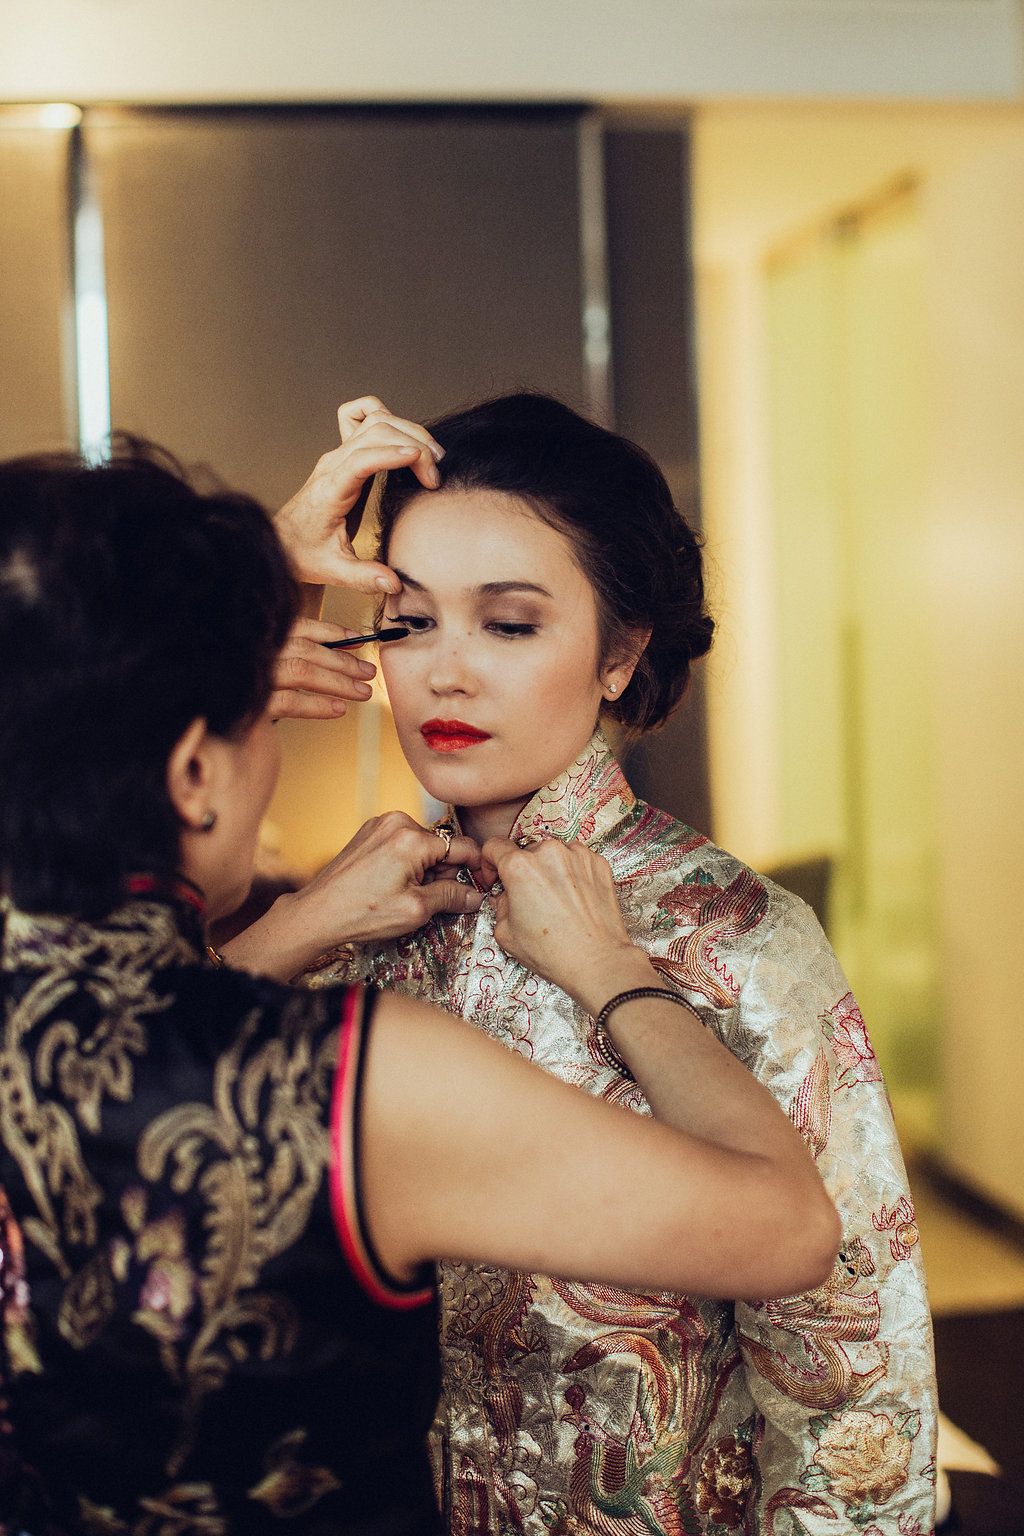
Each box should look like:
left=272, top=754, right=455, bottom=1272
left=321, top=627, right=409, bottom=650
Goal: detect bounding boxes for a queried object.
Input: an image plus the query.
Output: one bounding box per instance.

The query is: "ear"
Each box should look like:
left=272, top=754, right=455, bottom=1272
left=601, top=626, right=652, bottom=702
left=166, top=717, right=216, bottom=829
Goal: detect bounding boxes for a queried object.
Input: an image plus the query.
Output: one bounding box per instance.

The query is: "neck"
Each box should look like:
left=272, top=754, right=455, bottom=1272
left=457, top=795, right=534, bottom=847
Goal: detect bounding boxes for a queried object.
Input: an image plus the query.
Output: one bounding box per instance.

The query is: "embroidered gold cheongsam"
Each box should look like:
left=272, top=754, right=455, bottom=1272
left=304, top=731, right=938, bottom=1536
left=0, top=880, right=441, bottom=1536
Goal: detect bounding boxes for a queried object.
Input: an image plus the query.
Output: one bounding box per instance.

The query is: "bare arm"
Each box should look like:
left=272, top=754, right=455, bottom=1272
left=360, top=839, right=841, bottom=1302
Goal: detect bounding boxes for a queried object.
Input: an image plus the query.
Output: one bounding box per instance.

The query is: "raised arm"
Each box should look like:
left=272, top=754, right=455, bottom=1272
left=358, top=838, right=841, bottom=1302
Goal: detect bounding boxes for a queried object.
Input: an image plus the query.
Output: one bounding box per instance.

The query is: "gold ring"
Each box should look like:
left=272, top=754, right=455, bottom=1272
left=434, top=827, right=453, bottom=861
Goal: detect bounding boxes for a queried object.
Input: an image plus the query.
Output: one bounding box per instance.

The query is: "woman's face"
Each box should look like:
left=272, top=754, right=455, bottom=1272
left=380, top=488, right=607, bottom=837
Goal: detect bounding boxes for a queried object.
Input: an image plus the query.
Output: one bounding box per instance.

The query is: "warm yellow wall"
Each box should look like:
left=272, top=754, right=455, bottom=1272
left=265, top=552, right=424, bottom=879
left=694, top=105, right=1023, bottom=869
left=695, top=103, right=1024, bottom=1207
left=921, top=125, right=1024, bottom=1216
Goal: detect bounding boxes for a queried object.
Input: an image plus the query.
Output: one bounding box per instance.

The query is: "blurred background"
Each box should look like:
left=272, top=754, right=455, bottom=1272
left=3, top=2, right=1024, bottom=1521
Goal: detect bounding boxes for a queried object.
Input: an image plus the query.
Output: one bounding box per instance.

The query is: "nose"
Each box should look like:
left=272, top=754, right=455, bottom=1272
left=427, top=633, right=478, bottom=698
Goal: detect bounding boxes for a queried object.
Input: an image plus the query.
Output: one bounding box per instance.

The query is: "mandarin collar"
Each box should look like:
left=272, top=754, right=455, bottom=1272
left=441, top=728, right=636, bottom=854
left=0, top=875, right=208, bottom=974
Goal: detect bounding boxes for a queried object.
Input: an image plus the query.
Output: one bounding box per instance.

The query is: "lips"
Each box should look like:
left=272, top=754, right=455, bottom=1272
left=420, top=718, right=492, bottom=753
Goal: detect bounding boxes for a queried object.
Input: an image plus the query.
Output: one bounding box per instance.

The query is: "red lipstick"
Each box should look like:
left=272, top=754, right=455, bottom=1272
left=420, top=718, right=492, bottom=753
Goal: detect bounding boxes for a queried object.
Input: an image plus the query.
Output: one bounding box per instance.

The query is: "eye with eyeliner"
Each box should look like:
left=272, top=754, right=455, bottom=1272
left=486, top=620, right=538, bottom=638
left=388, top=612, right=434, bottom=632
left=386, top=612, right=539, bottom=639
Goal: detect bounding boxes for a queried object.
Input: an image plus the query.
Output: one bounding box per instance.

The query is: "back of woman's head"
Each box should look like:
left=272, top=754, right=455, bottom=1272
left=376, top=392, right=713, bottom=732
left=0, top=439, right=297, bottom=915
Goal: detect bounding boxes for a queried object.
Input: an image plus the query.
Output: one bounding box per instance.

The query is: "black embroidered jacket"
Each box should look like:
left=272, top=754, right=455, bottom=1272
left=0, top=885, right=440, bottom=1536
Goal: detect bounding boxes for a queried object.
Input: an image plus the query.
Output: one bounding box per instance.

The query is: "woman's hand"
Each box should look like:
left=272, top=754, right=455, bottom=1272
left=296, top=813, right=484, bottom=947
left=275, top=397, right=444, bottom=595
left=269, top=617, right=381, bottom=720
left=221, top=813, right=485, bottom=980
left=484, top=837, right=650, bottom=1011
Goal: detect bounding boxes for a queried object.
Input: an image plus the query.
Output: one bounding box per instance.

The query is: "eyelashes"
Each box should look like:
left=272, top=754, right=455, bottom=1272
left=387, top=613, right=538, bottom=640
left=389, top=613, right=433, bottom=632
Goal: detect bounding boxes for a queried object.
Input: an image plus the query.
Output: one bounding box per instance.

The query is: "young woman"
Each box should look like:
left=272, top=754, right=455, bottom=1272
left=302, top=394, right=938, bottom=1536
left=0, top=442, right=836, bottom=1536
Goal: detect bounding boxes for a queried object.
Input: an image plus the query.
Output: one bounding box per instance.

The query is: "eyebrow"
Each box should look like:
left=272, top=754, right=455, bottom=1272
left=392, top=568, right=554, bottom=600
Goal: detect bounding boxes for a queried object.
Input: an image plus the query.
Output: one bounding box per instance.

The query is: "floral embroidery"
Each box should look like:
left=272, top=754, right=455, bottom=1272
left=247, top=1429, right=342, bottom=1517
left=119, top=1195, right=197, bottom=1348
left=821, top=993, right=882, bottom=1091
left=803, top=1407, right=919, bottom=1524
left=695, top=1426, right=757, bottom=1528
left=136, top=1002, right=335, bottom=1474
left=37, top=1000, right=149, bottom=1135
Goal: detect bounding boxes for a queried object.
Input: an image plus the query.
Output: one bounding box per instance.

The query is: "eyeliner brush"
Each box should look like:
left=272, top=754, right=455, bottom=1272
left=321, top=626, right=409, bottom=650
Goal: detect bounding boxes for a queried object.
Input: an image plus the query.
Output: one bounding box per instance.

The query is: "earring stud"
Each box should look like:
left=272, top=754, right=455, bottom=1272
left=608, top=682, right=618, bottom=695
left=200, top=810, right=217, bottom=832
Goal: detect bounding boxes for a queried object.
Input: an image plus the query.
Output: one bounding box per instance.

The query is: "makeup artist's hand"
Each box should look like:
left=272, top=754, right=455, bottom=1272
left=221, top=813, right=485, bottom=981
left=275, top=396, right=443, bottom=597
left=269, top=617, right=379, bottom=720
left=484, top=836, right=645, bottom=1012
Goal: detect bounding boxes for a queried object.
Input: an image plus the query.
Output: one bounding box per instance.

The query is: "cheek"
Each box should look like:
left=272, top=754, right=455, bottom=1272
left=379, top=655, right=418, bottom=727
left=520, top=641, right=602, bottom=718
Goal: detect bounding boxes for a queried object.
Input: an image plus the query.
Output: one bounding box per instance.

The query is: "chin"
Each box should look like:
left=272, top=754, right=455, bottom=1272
left=414, top=757, right=534, bottom=815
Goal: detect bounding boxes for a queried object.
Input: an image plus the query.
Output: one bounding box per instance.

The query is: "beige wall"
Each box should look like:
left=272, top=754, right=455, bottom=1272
left=2, top=1, right=1022, bottom=105
left=694, top=103, right=1024, bottom=1211
left=922, top=126, right=1024, bottom=1216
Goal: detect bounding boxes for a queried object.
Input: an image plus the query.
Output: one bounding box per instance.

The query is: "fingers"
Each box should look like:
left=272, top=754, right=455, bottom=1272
left=337, top=398, right=445, bottom=465
left=340, top=432, right=441, bottom=496
left=418, top=880, right=485, bottom=920
left=268, top=688, right=348, bottom=721
left=286, top=617, right=372, bottom=646
left=424, top=832, right=483, bottom=872
left=277, top=401, right=444, bottom=591
left=337, top=396, right=389, bottom=440
left=334, top=404, right=444, bottom=501
left=275, top=638, right=376, bottom=702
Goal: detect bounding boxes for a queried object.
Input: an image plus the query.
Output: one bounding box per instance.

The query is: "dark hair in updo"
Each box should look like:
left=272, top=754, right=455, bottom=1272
left=0, top=439, right=298, bottom=915
left=376, top=392, right=714, bottom=733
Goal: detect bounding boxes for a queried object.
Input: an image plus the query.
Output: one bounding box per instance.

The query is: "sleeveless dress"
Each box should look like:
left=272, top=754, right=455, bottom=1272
left=0, top=878, right=441, bottom=1536
left=303, top=731, right=938, bottom=1536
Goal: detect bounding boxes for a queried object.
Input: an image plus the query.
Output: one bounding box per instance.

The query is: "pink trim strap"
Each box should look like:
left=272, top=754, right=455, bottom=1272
left=329, top=986, right=434, bottom=1310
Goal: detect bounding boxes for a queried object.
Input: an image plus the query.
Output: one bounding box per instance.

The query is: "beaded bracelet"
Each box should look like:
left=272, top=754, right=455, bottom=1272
left=593, top=986, right=703, bottom=1079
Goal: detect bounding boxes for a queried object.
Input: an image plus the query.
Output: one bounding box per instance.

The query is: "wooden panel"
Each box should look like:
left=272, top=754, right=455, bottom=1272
left=605, top=125, right=711, bottom=837
left=87, top=107, right=588, bottom=871
left=87, top=107, right=586, bottom=511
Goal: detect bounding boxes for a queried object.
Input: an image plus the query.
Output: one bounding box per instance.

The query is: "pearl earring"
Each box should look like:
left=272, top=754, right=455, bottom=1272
left=200, top=810, right=217, bottom=832
left=608, top=682, right=618, bottom=695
